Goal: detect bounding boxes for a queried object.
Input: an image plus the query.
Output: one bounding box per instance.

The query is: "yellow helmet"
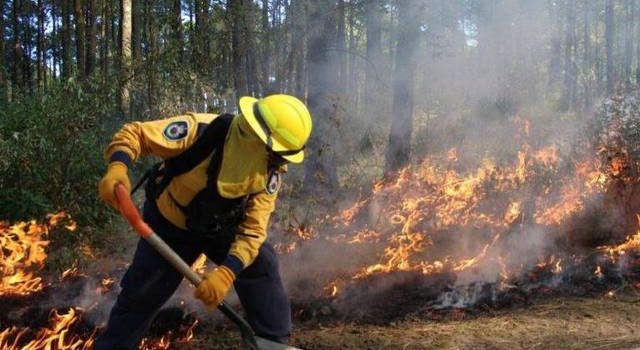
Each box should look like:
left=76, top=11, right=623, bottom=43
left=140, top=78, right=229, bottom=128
left=239, top=94, right=313, bottom=163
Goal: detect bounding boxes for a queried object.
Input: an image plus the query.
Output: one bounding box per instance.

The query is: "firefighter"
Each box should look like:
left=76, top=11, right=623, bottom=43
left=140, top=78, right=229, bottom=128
left=94, top=94, right=312, bottom=349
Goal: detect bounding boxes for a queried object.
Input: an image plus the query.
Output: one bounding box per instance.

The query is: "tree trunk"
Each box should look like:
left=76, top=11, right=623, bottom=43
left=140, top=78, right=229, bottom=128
left=62, top=0, right=73, bottom=79
left=195, top=0, right=210, bottom=71
left=145, top=0, right=157, bottom=111
left=384, top=0, right=423, bottom=173
left=120, top=0, right=132, bottom=115
left=229, top=0, right=249, bottom=96
left=636, top=0, right=640, bottom=85
left=562, top=0, right=576, bottom=110
left=22, top=0, right=33, bottom=92
left=548, top=0, right=563, bottom=90
left=291, top=0, right=306, bottom=97
left=583, top=1, right=592, bottom=109
left=261, top=0, right=270, bottom=89
left=335, top=0, right=347, bottom=95
left=131, top=0, right=141, bottom=66
left=172, top=0, right=183, bottom=60
left=245, top=6, right=260, bottom=96
left=37, top=0, right=45, bottom=90
left=623, top=0, right=634, bottom=89
left=75, top=0, right=86, bottom=79
left=11, top=0, right=22, bottom=90
left=364, top=0, right=382, bottom=120
left=304, top=0, right=340, bottom=193
left=100, top=0, right=109, bottom=81
left=605, top=0, right=615, bottom=93
left=86, top=0, right=98, bottom=76
left=0, top=0, right=5, bottom=99
left=347, top=3, right=357, bottom=104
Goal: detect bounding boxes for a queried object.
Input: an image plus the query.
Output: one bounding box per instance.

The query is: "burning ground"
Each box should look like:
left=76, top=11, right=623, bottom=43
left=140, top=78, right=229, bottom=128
left=5, top=100, right=640, bottom=348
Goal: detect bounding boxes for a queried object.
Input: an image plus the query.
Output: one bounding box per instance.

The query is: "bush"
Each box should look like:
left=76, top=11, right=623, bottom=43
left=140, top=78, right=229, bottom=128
left=0, top=77, right=120, bottom=225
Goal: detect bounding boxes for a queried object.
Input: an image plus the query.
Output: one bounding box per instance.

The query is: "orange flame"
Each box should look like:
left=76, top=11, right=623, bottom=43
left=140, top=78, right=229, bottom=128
left=0, top=308, right=94, bottom=350
left=322, top=117, right=611, bottom=285
left=0, top=213, right=75, bottom=296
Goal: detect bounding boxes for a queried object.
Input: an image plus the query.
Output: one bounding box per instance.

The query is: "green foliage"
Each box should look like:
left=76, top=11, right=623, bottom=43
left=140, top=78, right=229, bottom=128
left=0, top=77, right=120, bottom=225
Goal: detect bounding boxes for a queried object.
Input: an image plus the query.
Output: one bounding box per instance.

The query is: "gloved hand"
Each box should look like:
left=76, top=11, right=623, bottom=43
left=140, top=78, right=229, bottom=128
left=194, top=266, right=236, bottom=307
left=98, top=162, right=131, bottom=208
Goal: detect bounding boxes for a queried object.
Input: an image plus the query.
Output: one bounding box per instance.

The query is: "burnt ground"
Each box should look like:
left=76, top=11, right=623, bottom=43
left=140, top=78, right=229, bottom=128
left=178, top=293, right=640, bottom=350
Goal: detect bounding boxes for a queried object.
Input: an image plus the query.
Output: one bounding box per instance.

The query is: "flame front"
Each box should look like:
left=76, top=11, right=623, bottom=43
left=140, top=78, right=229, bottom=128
left=0, top=212, right=75, bottom=296
left=289, top=117, right=618, bottom=298
left=0, top=308, right=94, bottom=350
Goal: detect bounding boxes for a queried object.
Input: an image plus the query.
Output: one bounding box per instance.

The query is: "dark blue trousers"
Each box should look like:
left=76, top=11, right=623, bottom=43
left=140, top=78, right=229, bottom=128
left=94, top=202, right=291, bottom=350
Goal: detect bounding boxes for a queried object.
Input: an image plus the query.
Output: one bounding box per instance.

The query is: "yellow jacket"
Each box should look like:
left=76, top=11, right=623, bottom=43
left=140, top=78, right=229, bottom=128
left=105, top=113, right=283, bottom=271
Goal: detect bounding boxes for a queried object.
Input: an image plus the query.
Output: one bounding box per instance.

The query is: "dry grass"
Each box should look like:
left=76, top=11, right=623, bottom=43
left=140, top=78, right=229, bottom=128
left=179, top=295, right=640, bottom=350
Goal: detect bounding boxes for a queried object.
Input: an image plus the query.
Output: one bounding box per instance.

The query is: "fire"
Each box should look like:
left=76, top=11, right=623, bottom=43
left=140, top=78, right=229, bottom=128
left=302, top=117, right=620, bottom=300
left=594, top=265, right=604, bottom=279
left=0, top=212, right=199, bottom=350
left=60, top=266, right=79, bottom=281
left=0, top=212, right=76, bottom=296
left=0, top=308, right=94, bottom=350
left=191, top=254, right=208, bottom=275
left=139, top=319, right=198, bottom=350
left=606, top=216, right=640, bottom=255
left=324, top=281, right=339, bottom=298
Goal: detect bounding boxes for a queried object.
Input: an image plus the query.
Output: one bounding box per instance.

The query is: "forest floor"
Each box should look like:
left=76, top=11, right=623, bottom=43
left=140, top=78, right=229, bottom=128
left=178, top=294, right=640, bottom=350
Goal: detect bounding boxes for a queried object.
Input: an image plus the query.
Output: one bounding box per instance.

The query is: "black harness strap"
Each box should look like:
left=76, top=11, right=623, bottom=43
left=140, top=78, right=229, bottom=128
left=164, top=113, right=235, bottom=177
left=138, top=114, right=235, bottom=199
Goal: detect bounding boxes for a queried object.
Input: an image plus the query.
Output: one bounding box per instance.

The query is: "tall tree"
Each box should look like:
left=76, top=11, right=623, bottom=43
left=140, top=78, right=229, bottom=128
left=171, top=0, right=183, bottom=60
left=291, top=0, right=306, bottom=97
left=605, top=0, right=615, bottom=93
left=75, top=0, right=86, bottom=79
left=364, top=0, right=383, bottom=119
left=548, top=0, right=563, bottom=91
left=11, top=0, right=22, bottom=89
left=86, top=0, right=98, bottom=76
left=385, top=0, right=423, bottom=173
left=131, top=0, right=141, bottom=66
left=1, top=0, right=6, bottom=98
left=62, top=0, right=73, bottom=79
left=195, top=0, right=210, bottom=71
left=622, top=0, right=634, bottom=89
left=335, top=0, right=347, bottom=95
left=583, top=0, right=592, bottom=109
left=260, top=0, right=270, bottom=88
left=562, top=0, right=576, bottom=110
left=120, top=0, right=132, bottom=115
left=304, top=0, right=340, bottom=193
left=21, top=0, right=33, bottom=92
left=228, top=0, right=258, bottom=96
left=636, top=1, right=640, bottom=85
left=145, top=1, right=157, bottom=110
left=37, top=0, right=46, bottom=89
left=100, top=0, right=110, bottom=79
left=51, top=2, right=59, bottom=78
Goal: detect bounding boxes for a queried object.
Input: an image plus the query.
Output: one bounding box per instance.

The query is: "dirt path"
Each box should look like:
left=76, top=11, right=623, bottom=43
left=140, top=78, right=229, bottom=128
left=179, top=295, right=640, bottom=350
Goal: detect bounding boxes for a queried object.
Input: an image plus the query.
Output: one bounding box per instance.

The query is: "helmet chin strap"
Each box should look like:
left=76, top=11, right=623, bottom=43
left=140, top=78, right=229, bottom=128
left=252, top=103, right=305, bottom=157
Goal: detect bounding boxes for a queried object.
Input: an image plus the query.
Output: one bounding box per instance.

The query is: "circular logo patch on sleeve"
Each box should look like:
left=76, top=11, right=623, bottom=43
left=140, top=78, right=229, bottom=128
left=163, top=121, right=189, bottom=141
left=266, top=171, right=282, bottom=195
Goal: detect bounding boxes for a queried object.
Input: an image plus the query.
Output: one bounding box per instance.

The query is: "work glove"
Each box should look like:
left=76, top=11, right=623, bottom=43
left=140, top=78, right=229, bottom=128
left=194, top=266, right=236, bottom=307
left=98, top=162, right=131, bottom=208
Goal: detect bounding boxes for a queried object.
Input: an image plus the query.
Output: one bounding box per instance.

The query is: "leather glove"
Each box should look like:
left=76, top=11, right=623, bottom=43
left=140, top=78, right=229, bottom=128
left=98, top=162, right=131, bottom=208
left=194, top=266, right=236, bottom=307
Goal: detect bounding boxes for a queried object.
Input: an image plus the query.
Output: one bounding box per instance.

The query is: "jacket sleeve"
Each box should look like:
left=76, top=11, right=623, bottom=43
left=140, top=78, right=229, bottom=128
left=104, top=114, right=211, bottom=165
left=224, top=191, right=277, bottom=273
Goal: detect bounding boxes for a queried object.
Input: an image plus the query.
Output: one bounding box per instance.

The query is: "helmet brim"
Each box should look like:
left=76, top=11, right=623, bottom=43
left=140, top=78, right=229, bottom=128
left=239, top=96, right=305, bottom=164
